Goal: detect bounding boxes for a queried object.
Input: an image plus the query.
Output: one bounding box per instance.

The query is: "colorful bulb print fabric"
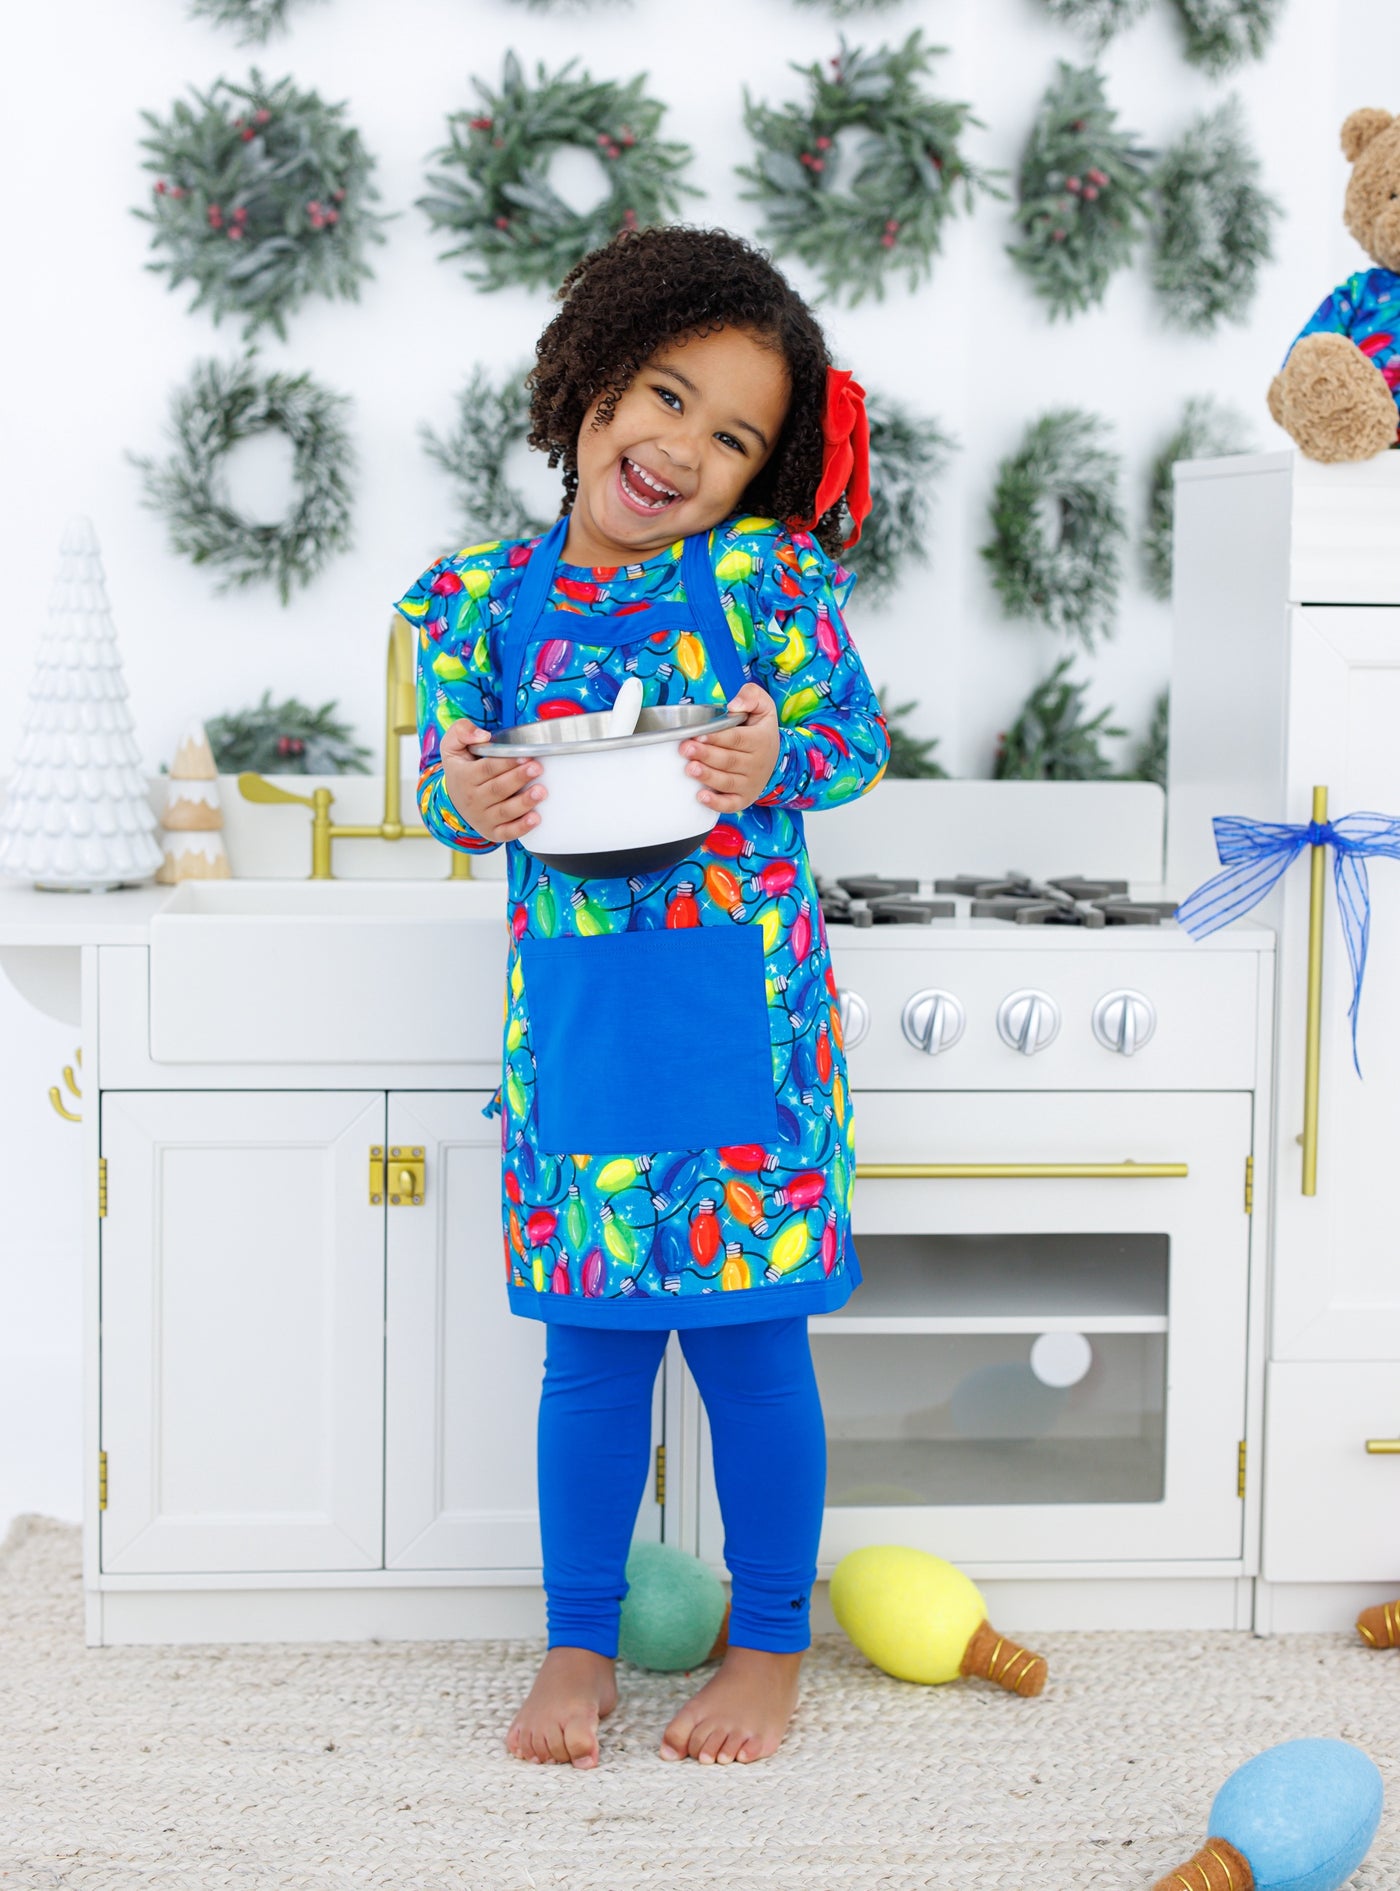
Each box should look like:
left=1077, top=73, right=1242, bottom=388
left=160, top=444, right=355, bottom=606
left=392, top=512, right=890, bottom=1329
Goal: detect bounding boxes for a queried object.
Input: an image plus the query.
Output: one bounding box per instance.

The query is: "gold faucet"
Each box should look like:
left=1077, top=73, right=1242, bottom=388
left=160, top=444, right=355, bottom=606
left=238, top=617, right=474, bottom=879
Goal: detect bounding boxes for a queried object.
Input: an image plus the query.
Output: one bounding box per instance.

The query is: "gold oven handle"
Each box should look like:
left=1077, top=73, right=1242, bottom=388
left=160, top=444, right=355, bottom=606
left=1365, top=1438, right=1400, bottom=1455
left=855, top=1161, right=1189, bottom=1180
left=1301, top=783, right=1328, bottom=1198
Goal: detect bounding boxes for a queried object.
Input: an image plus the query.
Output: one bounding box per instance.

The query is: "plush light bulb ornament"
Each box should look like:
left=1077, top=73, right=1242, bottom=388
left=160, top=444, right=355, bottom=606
left=829, top=1545, right=1048, bottom=1695
left=1151, top=1738, right=1382, bottom=1891
left=616, top=1542, right=731, bottom=1672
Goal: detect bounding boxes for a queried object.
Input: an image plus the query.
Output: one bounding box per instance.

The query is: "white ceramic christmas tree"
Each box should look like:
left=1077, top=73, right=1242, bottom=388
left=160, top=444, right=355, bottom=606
left=156, top=721, right=230, bottom=883
left=0, top=515, right=163, bottom=892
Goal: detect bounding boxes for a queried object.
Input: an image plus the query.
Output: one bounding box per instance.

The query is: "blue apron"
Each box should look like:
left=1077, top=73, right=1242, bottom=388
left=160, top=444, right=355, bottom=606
left=502, top=516, right=779, bottom=1162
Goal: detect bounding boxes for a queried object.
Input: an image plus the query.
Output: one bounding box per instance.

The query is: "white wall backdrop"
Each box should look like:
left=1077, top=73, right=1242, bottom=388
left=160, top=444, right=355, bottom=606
left=0, top=0, right=1387, bottom=1532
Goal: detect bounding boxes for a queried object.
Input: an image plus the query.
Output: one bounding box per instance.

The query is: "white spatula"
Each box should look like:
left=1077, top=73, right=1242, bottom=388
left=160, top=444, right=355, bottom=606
left=605, top=675, right=644, bottom=740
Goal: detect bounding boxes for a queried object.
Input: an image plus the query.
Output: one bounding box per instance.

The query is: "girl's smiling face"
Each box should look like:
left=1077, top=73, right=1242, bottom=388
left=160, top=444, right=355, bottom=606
left=561, top=323, right=793, bottom=567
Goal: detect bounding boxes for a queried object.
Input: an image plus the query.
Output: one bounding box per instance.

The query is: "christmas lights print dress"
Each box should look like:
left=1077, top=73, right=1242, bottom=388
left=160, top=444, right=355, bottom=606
left=392, top=510, right=889, bottom=1329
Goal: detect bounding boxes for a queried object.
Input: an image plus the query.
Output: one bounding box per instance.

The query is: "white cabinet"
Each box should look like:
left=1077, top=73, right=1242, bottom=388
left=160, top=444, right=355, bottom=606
left=99, top=1091, right=387, bottom=1574
left=1171, top=451, right=1400, bottom=1609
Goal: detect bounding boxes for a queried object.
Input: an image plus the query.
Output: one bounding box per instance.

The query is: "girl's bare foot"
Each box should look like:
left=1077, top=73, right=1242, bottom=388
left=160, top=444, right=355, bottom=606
left=505, top=1646, right=619, bottom=1768
left=659, top=1645, right=804, bottom=1764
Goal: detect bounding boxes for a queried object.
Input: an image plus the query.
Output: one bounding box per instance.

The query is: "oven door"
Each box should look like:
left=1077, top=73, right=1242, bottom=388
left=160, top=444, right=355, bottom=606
left=695, top=1089, right=1253, bottom=1570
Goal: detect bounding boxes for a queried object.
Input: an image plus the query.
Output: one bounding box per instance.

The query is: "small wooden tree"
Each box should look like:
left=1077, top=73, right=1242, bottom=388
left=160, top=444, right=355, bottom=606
left=157, top=722, right=230, bottom=882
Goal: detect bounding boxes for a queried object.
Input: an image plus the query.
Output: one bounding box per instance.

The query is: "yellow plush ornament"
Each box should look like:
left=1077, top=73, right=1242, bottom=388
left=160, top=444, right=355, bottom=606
left=830, top=1545, right=1048, bottom=1696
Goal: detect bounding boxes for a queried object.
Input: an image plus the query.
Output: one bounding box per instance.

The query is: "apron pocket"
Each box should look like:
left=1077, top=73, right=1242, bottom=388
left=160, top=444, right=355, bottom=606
left=519, top=925, right=778, bottom=1155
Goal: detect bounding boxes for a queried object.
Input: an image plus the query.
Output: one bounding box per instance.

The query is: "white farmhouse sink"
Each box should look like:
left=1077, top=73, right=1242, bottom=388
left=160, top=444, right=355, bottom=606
left=149, top=878, right=510, bottom=1065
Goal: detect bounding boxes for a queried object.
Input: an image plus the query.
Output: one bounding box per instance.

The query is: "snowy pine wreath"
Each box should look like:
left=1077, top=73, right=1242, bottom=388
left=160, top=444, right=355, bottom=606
left=1037, top=0, right=1150, bottom=46
left=1151, top=96, right=1281, bottom=332
left=133, top=69, right=389, bottom=342
left=185, top=0, right=321, bottom=42
left=736, top=29, right=1003, bottom=308
left=417, top=52, right=700, bottom=295
left=128, top=353, right=356, bottom=605
left=843, top=389, right=955, bottom=605
left=1143, top=395, right=1253, bottom=599
left=981, top=409, right=1125, bottom=647
left=1006, top=62, right=1153, bottom=320
left=421, top=361, right=549, bottom=545
left=993, top=656, right=1126, bottom=780
left=1169, top=0, right=1285, bottom=75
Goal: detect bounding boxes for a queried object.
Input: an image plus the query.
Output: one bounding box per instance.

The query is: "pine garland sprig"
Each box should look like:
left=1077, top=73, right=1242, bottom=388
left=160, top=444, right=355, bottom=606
left=132, top=68, right=391, bottom=342
left=993, top=656, right=1125, bottom=780
left=421, top=362, right=550, bottom=545
left=417, top=52, right=701, bottom=295
left=202, top=688, right=375, bottom=774
left=1006, top=61, right=1154, bottom=319
left=1130, top=689, right=1169, bottom=788
left=842, top=391, right=956, bottom=606
left=127, top=353, right=356, bottom=605
left=879, top=691, right=949, bottom=777
left=1169, top=0, right=1284, bottom=75
left=1143, top=395, right=1254, bottom=598
left=185, top=0, right=321, bottom=43
left=981, top=408, right=1125, bottom=647
left=1151, top=95, right=1282, bottom=332
left=736, top=29, right=1005, bottom=308
left=789, top=0, right=923, bottom=19
left=1038, top=0, right=1151, bottom=47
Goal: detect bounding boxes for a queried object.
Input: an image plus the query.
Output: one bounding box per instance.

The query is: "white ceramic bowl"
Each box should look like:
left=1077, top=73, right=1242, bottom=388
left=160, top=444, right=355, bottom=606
left=485, top=704, right=747, bottom=877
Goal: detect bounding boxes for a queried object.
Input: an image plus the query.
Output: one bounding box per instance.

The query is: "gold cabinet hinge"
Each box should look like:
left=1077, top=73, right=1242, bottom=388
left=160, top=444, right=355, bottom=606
left=98, top=1156, right=107, bottom=1218
left=1237, top=1440, right=1247, bottom=1499
left=98, top=1450, right=108, bottom=1511
left=370, top=1146, right=425, bottom=1206
left=1244, top=1155, right=1254, bottom=1215
left=654, top=1443, right=666, bottom=1506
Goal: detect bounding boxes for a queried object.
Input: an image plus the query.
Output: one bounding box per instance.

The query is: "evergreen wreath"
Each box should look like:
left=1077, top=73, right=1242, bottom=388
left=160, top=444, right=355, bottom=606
left=201, top=689, right=374, bottom=774
left=1151, top=96, right=1281, bottom=333
left=880, top=692, right=949, bottom=778
left=1006, top=62, right=1153, bottom=320
left=1038, top=0, right=1151, bottom=46
left=185, top=0, right=320, bottom=43
left=417, top=52, right=700, bottom=295
left=789, top=0, right=922, bottom=18
left=993, top=656, right=1125, bottom=780
left=421, top=361, right=548, bottom=545
left=1169, top=0, right=1284, bottom=75
left=843, top=390, right=956, bottom=606
left=128, top=353, right=356, bottom=606
left=735, top=29, right=1003, bottom=308
left=981, top=409, right=1126, bottom=648
left=133, top=68, right=390, bottom=342
left=1143, top=395, right=1253, bottom=599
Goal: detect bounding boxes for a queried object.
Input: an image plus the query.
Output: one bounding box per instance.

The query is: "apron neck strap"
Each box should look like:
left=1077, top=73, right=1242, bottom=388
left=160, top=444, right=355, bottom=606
left=498, top=516, right=569, bottom=726
left=682, top=528, right=749, bottom=704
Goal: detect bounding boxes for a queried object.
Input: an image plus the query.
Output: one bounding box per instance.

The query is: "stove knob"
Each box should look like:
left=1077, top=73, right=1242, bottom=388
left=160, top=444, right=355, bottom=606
left=1091, top=988, right=1156, bottom=1056
left=901, top=988, right=966, bottom=1056
left=838, top=989, right=871, bottom=1050
left=996, top=988, right=1061, bottom=1056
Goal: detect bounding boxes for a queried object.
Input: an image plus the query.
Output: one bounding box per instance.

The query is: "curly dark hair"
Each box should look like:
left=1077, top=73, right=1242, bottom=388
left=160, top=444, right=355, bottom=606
left=524, top=223, right=853, bottom=561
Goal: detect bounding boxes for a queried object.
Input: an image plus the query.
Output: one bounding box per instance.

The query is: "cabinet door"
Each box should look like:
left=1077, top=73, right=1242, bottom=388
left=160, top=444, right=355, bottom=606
left=100, top=1091, right=385, bottom=1573
left=384, top=1094, right=666, bottom=1569
left=1273, top=606, right=1400, bottom=1359
left=1263, top=1361, right=1400, bottom=1579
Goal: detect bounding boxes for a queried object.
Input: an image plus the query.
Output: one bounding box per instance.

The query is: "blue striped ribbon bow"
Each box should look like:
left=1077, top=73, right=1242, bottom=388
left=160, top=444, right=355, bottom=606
left=1174, top=812, right=1400, bottom=1077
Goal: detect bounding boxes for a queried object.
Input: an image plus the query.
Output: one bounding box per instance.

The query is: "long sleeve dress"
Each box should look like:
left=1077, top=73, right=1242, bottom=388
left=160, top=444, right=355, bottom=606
left=392, top=510, right=889, bottom=1329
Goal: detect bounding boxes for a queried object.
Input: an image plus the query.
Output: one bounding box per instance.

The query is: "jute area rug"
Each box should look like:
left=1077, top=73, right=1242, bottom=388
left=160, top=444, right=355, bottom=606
left=2, top=1514, right=1397, bottom=1890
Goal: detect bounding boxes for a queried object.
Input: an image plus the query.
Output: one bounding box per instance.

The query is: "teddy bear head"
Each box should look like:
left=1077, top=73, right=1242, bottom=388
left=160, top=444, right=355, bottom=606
left=1342, top=108, right=1400, bottom=273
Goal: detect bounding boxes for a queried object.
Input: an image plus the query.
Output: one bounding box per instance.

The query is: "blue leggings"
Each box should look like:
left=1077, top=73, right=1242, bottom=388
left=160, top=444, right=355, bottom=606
left=537, top=1315, right=826, bottom=1657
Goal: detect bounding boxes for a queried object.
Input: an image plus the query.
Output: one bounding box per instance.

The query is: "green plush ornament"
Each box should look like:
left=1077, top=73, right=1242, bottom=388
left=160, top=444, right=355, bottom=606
left=617, top=1542, right=730, bottom=1672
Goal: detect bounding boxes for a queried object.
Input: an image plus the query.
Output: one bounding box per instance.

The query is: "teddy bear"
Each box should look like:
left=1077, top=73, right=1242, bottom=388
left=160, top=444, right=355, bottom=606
left=1268, top=109, right=1400, bottom=462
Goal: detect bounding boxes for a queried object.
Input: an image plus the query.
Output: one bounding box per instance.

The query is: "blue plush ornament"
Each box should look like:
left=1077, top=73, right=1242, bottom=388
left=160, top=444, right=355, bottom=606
left=1152, top=1738, right=1383, bottom=1891
left=616, top=1542, right=730, bottom=1673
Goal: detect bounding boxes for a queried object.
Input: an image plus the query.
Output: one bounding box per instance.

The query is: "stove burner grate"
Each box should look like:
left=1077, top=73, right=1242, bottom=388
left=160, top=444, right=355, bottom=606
left=816, top=870, right=1179, bottom=927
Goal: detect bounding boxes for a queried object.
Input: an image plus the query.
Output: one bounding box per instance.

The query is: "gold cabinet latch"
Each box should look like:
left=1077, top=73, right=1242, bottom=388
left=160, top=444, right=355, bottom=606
left=654, top=1443, right=666, bottom=1506
left=1237, top=1440, right=1247, bottom=1498
left=370, top=1146, right=425, bottom=1205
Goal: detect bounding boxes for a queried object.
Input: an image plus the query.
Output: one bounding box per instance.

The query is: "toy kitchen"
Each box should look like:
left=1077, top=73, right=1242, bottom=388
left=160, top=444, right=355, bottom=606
left=4, top=449, right=1400, bottom=1648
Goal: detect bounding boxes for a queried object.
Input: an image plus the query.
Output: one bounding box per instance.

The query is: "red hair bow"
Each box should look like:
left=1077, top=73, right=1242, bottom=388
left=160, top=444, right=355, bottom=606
left=787, top=366, right=872, bottom=553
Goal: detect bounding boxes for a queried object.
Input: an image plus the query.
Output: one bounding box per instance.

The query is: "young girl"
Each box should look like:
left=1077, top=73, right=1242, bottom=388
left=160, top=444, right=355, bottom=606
left=392, top=224, right=888, bottom=1772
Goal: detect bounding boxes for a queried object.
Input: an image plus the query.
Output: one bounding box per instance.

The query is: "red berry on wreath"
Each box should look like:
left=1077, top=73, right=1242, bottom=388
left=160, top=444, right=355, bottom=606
left=228, top=226, right=243, bottom=239
left=495, top=215, right=510, bottom=229
left=241, top=128, right=255, bottom=142
left=156, top=180, right=167, bottom=193
left=1066, top=176, right=1081, bottom=192
left=816, top=134, right=831, bottom=149
left=332, top=188, right=346, bottom=201
left=325, top=208, right=338, bottom=223
left=1082, top=184, right=1099, bottom=201
left=255, top=109, right=270, bottom=124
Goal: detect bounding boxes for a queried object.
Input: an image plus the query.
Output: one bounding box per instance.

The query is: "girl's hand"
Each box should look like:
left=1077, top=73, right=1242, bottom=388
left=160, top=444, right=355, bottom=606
left=679, top=682, right=782, bottom=813
left=438, top=719, right=547, bottom=843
